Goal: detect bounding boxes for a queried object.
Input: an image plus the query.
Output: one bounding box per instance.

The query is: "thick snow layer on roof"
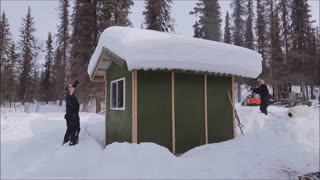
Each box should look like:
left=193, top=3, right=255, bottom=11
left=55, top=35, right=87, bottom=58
left=88, top=26, right=262, bottom=78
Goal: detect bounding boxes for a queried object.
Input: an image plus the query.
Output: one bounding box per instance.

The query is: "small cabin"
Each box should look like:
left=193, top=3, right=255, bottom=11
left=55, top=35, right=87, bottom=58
left=87, top=26, right=262, bottom=154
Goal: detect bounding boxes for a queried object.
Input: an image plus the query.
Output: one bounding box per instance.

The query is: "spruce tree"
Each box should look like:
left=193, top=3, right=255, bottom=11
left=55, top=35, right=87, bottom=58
left=276, top=0, right=292, bottom=97
left=256, top=0, right=268, bottom=79
left=224, top=11, right=231, bottom=44
left=310, top=27, right=320, bottom=98
left=18, top=7, right=37, bottom=104
left=143, top=0, right=174, bottom=32
left=0, top=14, right=2, bottom=71
left=98, top=0, right=133, bottom=32
left=289, top=0, right=318, bottom=99
left=193, top=20, right=201, bottom=38
left=244, top=0, right=254, bottom=50
left=52, top=47, right=63, bottom=102
left=269, top=3, right=285, bottom=99
left=230, top=0, right=245, bottom=46
left=70, top=0, right=98, bottom=111
left=8, top=43, right=18, bottom=106
left=10, top=43, right=18, bottom=105
left=279, top=0, right=291, bottom=58
left=40, top=32, right=54, bottom=104
left=241, top=0, right=255, bottom=87
left=95, top=0, right=133, bottom=112
left=230, top=0, right=246, bottom=102
left=0, top=11, right=12, bottom=69
left=0, top=11, right=13, bottom=104
left=305, top=27, right=318, bottom=99
left=30, top=64, right=41, bottom=103
left=190, top=0, right=222, bottom=41
left=56, top=0, right=70, bottom=105
left=2, top=43, right=17, bottom=106
left=289, top=0, right=314, bottom=95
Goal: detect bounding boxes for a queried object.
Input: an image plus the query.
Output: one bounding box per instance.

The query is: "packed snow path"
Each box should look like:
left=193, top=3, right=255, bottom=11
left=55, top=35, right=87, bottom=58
left=1, top=103, right=319, bottom=179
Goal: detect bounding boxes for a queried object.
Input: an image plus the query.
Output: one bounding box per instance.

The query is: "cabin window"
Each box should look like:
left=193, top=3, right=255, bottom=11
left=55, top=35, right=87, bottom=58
left=110, top=78, right=125, bottom=110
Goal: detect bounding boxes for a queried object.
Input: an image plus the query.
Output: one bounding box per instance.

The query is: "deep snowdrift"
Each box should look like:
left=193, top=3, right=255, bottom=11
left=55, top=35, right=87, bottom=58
left=1, top=102, right=319, bottom=179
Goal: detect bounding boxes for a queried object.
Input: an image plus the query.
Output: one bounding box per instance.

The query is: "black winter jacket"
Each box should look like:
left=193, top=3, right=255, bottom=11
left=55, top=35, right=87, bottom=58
left=65, top=93, right=79, bottom=115
left=253, top=84, right=270, bottom=103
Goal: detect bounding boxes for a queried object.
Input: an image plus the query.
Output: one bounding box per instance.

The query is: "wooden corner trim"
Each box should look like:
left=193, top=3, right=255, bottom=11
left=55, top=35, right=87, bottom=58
left=132, top=70, right=138, bottom=143
left=171, top=72, right=176, bottom=154
left=232, top=77, right=236, bottom=138
left=204, top=75, right=208, bottom=144
left=132, top=71, right=136, bottom=143
left=135, top=70, right=138, bottom=143
left=105, top=80, right=108, bottom=146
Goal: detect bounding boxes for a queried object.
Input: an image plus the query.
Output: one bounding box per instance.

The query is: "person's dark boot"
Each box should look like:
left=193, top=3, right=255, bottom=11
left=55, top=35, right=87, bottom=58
left=69, top=141, right=77, bottom=146
left=62, top=135, right=70, bottom=145
left=264, top=109, right=268, bottom=115
left=69, top=133, right=77, bottom=146
left=75, top=128, right=80, bottom=144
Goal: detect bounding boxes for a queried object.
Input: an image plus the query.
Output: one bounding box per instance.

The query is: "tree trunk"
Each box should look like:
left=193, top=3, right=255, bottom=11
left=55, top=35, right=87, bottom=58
left=59, top=93, right=63, bottom=106
left=288, top=82, right=292, bottom=94
left=310, top=85, right=316, bottom=99
left=281, top=83, right=290, bottom=98
left=82, top=98, right=89, bottom=112
left=95, top=95, right=101, bottom=113
left=305, top=85, right=309, bottom=100
left=278, top=84, right=283, bottom=99
left=300, top=83, right=306, bottom=100
left=273, top=83, right=280, bottom=101
left=237, top=82, right=241, bottom=103
left=272, top=85, right=275, bottom=100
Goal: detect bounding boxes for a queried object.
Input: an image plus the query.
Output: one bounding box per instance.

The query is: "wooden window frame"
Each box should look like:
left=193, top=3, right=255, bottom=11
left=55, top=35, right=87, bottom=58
left=110, top=77, right=126, bottom=111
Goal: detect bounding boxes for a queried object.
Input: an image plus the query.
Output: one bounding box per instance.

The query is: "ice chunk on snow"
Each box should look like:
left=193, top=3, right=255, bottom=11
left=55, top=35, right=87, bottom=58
left=288, top=105, right=310, bottom=118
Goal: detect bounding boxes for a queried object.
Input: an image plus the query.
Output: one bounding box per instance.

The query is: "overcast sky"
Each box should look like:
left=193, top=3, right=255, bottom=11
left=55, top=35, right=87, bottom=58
left=1, top=0, right=319, bottom=45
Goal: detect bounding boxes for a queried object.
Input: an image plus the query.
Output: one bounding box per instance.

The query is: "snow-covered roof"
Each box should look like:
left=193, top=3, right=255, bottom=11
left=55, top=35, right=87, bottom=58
left=88, top=26, right=262, bottom=80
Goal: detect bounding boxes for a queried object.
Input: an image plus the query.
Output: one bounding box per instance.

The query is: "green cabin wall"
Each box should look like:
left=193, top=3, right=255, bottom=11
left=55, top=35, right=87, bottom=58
left=207, top=76, right=234, bottom=143
left=175, top=73, right=205, bottom=154
left=137, top=71, right=172, bottom=152
left=106, top=62, right=132, bottom=144
left=104, top=64, right=233, bottom=153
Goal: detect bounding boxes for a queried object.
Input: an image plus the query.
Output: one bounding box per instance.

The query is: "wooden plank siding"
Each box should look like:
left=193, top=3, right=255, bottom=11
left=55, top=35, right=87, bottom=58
left=174, top=73, right=205, bottom=154
left=136, top=71, right=172, bottom=151
left=207, top=76, right=234, bottom=143
left=103, top=63, right=234, bottom=154
left=105, top=62, right=132, bottom=144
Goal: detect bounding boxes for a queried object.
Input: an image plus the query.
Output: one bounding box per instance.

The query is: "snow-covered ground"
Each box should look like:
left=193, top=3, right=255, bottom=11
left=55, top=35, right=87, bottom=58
left=1, top=100, right=319, bottom=179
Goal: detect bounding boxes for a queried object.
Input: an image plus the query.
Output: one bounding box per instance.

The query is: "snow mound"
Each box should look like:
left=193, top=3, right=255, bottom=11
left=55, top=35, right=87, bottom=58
left=1, top=102, right=319, bottom=179
left=93, top=142, right=178, bottom=179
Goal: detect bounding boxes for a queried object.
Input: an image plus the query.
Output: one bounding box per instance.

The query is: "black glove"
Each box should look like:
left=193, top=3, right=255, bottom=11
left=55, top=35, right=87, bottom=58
left=72, top=80, right=80, bottom=88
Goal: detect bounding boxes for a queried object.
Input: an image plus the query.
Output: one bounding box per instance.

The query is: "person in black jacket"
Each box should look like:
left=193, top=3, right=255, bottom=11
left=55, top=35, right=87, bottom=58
left=252, top=79, right=270, bottom=115
left=63, top=81, right=80, bottom=146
